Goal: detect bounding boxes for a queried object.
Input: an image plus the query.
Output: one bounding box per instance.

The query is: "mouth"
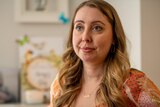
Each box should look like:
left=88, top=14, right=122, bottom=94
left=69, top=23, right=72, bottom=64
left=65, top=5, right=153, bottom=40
left=80, top=47, right=96, bottom=53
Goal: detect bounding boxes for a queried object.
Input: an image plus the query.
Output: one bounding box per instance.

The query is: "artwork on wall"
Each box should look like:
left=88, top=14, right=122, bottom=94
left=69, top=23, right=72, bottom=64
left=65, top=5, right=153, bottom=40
left=15, top=0, right=69, bottom=23
left=17, top=35, right=64, bottom=104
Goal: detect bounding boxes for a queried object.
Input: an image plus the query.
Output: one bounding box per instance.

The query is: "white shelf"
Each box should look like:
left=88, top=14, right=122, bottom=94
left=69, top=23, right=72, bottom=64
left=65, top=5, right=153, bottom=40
left=0, top=104, right=47, bottom=107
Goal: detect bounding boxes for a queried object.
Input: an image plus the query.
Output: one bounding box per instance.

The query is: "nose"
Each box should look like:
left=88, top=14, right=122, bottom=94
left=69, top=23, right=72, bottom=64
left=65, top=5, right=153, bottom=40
left=82, top=29, right=92, bottom=42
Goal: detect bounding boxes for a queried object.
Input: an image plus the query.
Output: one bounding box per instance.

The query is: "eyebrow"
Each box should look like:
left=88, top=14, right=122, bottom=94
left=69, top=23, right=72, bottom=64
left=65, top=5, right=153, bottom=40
left=74, top=20, right=105, bottom=25
left=74, top=20, right=84, bottom=24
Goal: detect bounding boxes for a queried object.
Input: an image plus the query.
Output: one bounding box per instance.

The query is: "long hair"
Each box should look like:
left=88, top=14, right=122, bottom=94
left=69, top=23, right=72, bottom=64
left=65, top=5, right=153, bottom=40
left=54, top=0, right=130, bottom=107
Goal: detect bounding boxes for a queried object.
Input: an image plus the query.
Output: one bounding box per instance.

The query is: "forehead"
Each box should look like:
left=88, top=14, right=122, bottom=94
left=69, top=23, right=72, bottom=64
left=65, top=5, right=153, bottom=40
left=74, top=6, right=108, bottom=23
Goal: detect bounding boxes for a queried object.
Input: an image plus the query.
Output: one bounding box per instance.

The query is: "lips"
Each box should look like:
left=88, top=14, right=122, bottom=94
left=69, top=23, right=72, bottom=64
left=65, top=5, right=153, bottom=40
left=80, top=47, right=95, bottom=53
left=78, top=42, right=96, bottom=53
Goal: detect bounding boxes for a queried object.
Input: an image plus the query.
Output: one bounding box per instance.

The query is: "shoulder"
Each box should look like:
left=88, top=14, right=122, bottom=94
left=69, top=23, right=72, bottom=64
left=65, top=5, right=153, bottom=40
left=124, top=68, right=146, bottom=88
left=123, top=69, right=146, bottom=102
left=129, top=68, right=145, bottom=78
left=123, top=68, right=160, bottom=106
left=124, top=68, right=146, bottom=85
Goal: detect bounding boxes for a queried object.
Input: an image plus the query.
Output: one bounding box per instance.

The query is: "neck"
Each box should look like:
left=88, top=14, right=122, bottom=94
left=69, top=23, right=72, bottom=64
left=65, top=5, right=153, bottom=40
left=81, top=63, right=104, bottom=99
left=82, top=63, right=104, bottom=82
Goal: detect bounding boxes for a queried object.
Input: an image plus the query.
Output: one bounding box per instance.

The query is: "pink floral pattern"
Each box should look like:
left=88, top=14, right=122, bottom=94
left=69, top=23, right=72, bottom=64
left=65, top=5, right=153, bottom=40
left=122, top=69, right=160, bottom=107
left=49, top=69, right=160, bottom=107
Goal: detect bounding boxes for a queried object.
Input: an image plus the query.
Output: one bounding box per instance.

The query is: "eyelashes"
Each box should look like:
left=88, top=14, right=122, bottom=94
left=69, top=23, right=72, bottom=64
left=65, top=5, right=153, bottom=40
left=92, top=25, right=103, bottom=32
left=74, top=24, right=104, bottom=33
left=75, top=25, right=84, bottom=31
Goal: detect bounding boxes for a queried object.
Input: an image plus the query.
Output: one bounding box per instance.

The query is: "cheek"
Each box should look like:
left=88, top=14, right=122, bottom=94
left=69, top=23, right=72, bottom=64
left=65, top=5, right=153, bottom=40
left=72, top=35, right=80, bottom=50
left=99, top=36, right=113, bottom=54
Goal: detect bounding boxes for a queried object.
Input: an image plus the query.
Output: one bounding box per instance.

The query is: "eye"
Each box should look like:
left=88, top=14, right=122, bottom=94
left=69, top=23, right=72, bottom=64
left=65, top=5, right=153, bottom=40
left=92, top=25, right=103, bottom=32
left=75, top=25, right=84, bottom=31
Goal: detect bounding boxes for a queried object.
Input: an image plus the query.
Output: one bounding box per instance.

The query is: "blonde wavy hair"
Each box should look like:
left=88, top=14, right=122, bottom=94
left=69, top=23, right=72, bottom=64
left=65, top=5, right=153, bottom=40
left=55, top=0, right=130, bottom=107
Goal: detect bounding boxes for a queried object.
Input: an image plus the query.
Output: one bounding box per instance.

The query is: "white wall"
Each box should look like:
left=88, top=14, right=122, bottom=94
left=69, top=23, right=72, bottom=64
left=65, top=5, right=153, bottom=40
left=0, top=0, right=70, bottom=68
left=107, top=0, right=160, bottom=88
left=106, top=0, right=141, bottom=70
left=141, top=0, right=160, bottom=88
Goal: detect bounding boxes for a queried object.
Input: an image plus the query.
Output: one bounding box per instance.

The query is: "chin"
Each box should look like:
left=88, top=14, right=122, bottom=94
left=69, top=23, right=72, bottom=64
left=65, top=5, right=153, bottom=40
left=81, top=56, right=95, bottom=63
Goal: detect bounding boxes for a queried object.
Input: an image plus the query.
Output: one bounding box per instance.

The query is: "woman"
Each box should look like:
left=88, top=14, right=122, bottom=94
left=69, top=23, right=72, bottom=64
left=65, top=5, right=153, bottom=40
left=49, top=0, right=160, bottom=107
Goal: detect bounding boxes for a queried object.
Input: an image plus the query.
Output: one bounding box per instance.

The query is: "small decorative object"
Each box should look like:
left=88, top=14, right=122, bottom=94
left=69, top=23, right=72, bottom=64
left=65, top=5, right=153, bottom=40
left=26, top=56, right=57, bottom=90
left=16, top=35, right=30, bottom=46
left=17, top=36, right=64, bottom=104
left=59, top=12, right=69, bottom=24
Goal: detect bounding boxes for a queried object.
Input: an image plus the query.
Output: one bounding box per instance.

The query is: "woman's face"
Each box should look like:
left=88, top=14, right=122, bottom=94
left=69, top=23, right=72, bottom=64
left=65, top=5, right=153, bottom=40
left=72, top=6, right=113, bottom=65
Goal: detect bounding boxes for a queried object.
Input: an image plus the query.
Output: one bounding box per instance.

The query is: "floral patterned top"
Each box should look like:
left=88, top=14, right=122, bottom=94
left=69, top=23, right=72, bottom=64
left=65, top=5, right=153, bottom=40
left=49, top=69, right=160, bottom=107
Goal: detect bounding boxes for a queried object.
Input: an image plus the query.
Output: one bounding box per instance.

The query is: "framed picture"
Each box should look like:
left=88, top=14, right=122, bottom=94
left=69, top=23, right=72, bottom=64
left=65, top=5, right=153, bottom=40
left=17, top=36, right=64, bottom=104
left=15, top=0, right=69, bottom=23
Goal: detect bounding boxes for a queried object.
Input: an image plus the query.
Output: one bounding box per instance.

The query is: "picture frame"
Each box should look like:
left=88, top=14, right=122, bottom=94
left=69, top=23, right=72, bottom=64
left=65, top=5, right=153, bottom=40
left=15, top=0, right=69, bottom=23
left=17, top=36, right=64, bottom=104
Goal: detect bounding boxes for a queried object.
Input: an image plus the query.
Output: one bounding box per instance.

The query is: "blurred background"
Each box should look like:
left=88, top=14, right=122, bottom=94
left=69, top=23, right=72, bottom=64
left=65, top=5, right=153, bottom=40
left=0, top=0, right=160, bottom=106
